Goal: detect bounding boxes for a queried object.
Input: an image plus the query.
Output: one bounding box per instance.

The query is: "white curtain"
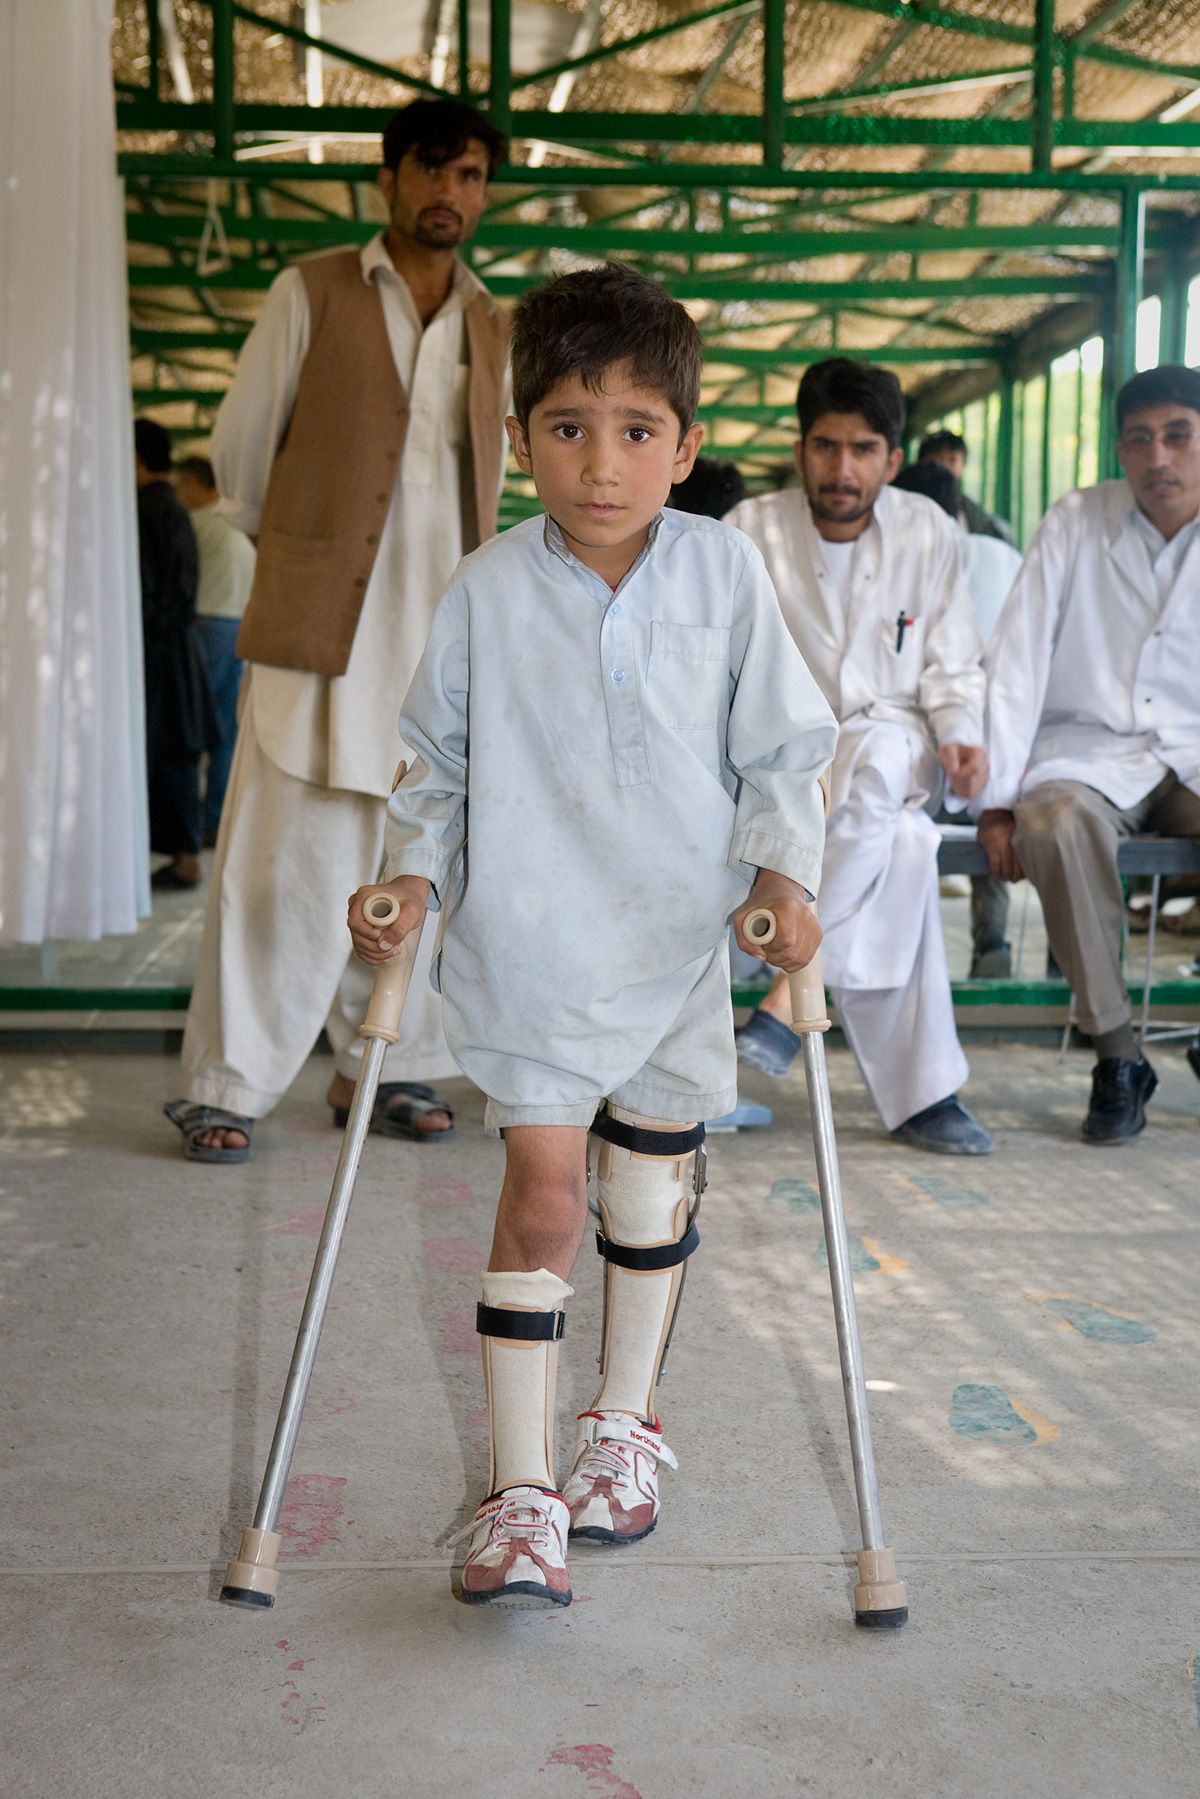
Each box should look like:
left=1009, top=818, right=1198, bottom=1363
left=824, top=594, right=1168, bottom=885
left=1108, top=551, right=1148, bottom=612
left=0, top=0, right=148, bottom=944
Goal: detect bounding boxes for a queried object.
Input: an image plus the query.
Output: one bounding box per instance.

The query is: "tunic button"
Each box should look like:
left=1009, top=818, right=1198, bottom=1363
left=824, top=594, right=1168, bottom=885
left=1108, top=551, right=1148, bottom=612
left=610, top=603, right=622, bottom=619
left=611, top=668, right=626, bottom=685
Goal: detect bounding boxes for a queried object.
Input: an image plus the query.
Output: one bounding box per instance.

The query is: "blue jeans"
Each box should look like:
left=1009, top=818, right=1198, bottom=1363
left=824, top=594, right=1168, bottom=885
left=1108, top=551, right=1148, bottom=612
left=197, top=616, right=243, bottom=836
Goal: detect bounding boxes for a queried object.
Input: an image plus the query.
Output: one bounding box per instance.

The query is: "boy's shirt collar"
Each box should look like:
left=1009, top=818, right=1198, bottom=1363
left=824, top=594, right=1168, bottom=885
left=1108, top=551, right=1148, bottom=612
left=542, top=509, right=666, bottom=580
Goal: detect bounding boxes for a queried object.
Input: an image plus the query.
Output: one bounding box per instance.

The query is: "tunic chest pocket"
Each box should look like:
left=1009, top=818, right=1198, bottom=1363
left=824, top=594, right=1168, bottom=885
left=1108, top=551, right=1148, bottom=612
left=877, top=611, right=925, bottom=688
left=648, top=620, right=731, bottom=729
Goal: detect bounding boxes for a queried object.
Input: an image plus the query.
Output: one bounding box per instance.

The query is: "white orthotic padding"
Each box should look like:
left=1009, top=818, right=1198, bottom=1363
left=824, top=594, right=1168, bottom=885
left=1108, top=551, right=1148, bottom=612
left=593, top=1108, right=696, bottom=1419
left=479, top=1268, right=573, bottom=1494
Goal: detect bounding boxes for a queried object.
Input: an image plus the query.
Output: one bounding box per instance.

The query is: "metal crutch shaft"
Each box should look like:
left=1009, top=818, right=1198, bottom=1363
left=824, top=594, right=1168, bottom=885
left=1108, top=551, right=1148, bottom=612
left=744, top=904, right=909, bottom=1629
left=221, top=893, right=419, bottom=1609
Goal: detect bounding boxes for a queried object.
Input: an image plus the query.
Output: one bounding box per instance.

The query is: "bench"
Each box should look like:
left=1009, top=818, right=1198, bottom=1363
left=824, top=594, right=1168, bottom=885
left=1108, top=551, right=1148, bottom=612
left=937, top=827, right=1200, bottom=1046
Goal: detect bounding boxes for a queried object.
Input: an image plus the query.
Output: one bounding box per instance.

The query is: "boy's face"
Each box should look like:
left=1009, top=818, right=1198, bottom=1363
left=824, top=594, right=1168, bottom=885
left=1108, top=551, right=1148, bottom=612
left=507, top=363, right=703, bottom=586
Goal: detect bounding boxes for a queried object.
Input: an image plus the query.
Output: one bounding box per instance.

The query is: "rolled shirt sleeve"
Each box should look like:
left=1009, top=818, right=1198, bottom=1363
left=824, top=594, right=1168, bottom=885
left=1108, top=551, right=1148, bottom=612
left=725, top=543, right=839, bottom=897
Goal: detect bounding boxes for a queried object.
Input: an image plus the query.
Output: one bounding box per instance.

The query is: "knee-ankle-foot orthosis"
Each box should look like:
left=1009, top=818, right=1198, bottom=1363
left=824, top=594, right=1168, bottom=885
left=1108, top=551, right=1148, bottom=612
left=588, top=1104, right=705, bottom=1420
left=477, top=1268, right=573, bottom=1494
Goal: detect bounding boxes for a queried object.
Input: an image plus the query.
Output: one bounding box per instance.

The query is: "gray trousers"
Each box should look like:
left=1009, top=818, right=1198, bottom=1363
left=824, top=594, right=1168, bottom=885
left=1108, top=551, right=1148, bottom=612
left=1013, top=772, right=1200, bottom=1036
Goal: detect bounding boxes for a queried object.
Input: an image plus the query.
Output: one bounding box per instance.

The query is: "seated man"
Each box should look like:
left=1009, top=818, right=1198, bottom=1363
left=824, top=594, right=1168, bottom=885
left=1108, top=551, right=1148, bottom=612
left=978, top=364, right=1200, bottom=1145
left=918, top=428, right=1016, bottom=545
left=728, top=359, right=993, bottom=1155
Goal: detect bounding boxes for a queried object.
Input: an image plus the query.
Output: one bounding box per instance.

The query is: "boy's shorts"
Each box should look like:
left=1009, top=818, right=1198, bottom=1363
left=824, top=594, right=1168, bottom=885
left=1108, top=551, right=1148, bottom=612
left=480, top=945, right=738, bottom=1135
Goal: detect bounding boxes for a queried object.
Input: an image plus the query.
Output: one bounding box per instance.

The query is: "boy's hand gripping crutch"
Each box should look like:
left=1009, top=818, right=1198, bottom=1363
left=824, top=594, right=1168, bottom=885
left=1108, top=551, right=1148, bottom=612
left=743, top=901, right=909, bottom=1630
left=220, top=893, right=417, bottom=1609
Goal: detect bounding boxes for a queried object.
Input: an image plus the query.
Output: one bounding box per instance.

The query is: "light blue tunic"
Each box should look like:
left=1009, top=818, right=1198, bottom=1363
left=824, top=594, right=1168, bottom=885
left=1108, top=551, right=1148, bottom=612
left=383, top=508, right=838, bottom=1125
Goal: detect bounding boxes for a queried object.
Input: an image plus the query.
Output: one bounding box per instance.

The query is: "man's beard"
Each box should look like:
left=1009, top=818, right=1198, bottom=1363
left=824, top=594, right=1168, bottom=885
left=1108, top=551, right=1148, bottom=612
left=808, top=486, right=876, bottom=526
left=411, top=211, right=464, bottom=249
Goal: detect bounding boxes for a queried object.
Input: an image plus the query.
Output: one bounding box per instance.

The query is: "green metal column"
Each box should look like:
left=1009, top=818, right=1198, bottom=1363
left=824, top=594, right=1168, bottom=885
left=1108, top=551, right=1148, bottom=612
left=1158, top=227, right=1189, bottom=364
left=459, top=0, right=471, bottom=97
left=147, top=0, right=161, bottom=101
left=1114, top=186, right=1145, bottom=387
left=1032, top=0, right=1056, bottom=173
left=1097, top=293, right=1118, bottom=478
left=212, top=0, right=234, bottom=161
left=994, top=365, right=1015, bottom=527
left=489, top=0, right=512, bottom=137
left=1039, top=360, right=1053, bottom=517
left=762, top=0, right=786, bottom=168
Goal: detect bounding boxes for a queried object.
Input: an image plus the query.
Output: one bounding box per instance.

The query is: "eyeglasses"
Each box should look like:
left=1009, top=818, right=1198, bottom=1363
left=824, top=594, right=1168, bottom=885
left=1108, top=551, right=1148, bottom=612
left=1119, top=425, right=1199, bottom=453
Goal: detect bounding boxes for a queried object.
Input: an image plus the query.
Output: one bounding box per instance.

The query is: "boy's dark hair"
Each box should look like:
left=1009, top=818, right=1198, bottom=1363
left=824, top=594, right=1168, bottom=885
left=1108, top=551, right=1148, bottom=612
left=796, top=358, right=906, bottom=452
left=893, top=459, right=960, bottom=520
left=382, top=99, right=506, bottom=180
left=1116, top=363, right=1200, bottom=430
left=176, top=454, right=216, bottom=489
left=134, top=416, right=173, bottom=473
left=918, top=428, right=968, bottom=462
left=510, top=262, right=703, bottom=435
left=669, top=455, right=746, bottom=519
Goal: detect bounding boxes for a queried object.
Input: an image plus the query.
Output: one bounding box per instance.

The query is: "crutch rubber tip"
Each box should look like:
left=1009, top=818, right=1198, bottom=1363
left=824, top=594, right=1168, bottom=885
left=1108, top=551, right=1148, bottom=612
left=219, top=1584, right=276, bottom=1609
left=854, top=1604, right=908, bottom=1629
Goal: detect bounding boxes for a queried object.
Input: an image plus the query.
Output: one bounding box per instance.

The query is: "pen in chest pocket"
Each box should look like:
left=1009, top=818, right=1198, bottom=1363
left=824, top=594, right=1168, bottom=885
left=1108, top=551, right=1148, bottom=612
left=895, top=610, right=916, bottom=652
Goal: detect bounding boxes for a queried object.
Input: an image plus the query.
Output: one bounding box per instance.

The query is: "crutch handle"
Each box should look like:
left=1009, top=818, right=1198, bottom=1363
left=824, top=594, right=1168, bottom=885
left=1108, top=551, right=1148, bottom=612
left=359, top=892, right=421, bottom=1044
left=743, top=905, right=831, bottom=1034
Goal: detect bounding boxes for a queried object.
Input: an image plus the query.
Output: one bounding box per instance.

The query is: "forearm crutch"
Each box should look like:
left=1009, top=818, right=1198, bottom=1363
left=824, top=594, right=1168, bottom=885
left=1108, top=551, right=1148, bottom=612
left=744, top=903, right=909, bottom=1630
left=221, top=894, right=417, bottom=1610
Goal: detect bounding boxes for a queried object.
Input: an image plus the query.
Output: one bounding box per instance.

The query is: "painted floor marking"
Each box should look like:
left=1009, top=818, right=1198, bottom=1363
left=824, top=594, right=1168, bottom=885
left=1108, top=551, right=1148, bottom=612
left=1028, top=1291, right=1156, bottom=1345
left=764, top=1178, right=821, bottom=1213
left=950, top=1383, right=1060, bottom=1446
left=906, top=1173, right=987, bottom=1208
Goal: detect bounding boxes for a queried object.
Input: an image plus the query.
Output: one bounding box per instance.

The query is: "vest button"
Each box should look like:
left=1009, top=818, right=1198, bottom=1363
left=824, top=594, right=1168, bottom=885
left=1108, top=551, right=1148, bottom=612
left=376, top=493, right=388, bottom=503
left=353, top=577, right=366, bottom=588
left=366, top=534, right=378, bottom=545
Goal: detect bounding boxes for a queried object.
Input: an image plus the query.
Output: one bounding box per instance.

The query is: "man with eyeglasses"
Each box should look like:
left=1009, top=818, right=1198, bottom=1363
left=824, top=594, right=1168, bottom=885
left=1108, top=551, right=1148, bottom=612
left=977, top=365, right=1200, bottom=1145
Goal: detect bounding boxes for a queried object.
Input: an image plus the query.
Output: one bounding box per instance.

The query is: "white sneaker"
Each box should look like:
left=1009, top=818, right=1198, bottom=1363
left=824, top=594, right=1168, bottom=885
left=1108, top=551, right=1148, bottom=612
left=452, top=1486, right=572, bottom=1607
left=563, top=1411, right=678, bottom=1544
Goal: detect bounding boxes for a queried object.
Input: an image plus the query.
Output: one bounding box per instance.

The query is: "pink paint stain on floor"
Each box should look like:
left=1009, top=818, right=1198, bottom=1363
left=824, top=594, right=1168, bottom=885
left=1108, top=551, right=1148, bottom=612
left=466, top=1406, right=490, bottom=1430
left=265, top=1207, right=327, bottom=1239
left=277, top=1473, right=348, bottom=1559
left=423, top=1235, right=485, bottom=1273
left=440, top=1309, right=480, bottom=1356
left=275, top=1637, right=326, bottom=1733
left=267, top=1285, right=309, bottom=1310
left=543, top=1745, right=643, bottom=1799
left=415, top=1177, right=477, bottom=1212
left=269, top=1382, right=357, bottom=1423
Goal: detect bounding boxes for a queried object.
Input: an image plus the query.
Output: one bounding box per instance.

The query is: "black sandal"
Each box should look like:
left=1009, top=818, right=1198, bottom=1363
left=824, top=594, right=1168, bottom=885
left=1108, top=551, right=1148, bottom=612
left=332, top=1080, right=456, bottom=1144
left=164, top=1100, right=253, bottom=1163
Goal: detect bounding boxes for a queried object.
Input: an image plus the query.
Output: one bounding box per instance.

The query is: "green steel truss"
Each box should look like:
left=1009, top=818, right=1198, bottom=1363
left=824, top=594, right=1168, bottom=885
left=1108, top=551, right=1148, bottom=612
left=118, top=0, right=1200, bottom=503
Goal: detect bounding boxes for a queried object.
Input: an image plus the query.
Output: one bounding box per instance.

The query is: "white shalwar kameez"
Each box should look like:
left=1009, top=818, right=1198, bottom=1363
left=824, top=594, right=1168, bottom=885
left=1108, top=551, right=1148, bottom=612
left=382, top=510, right=839, bottom=1131
left=184, top=238, right=502, bottom=1115
left=726, top=484, right=986, bottom=1129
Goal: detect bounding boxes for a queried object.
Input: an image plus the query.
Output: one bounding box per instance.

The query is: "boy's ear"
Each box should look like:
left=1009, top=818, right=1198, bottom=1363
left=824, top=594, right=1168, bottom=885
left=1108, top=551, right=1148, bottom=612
left=672, top=422, right=705, bottom=483
left=505, top=415, right=532, bottom=475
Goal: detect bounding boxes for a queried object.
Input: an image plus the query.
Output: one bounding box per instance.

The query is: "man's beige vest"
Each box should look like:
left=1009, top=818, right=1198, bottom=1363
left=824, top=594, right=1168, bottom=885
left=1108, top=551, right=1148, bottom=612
left=236, top=247, right=509, bottom=676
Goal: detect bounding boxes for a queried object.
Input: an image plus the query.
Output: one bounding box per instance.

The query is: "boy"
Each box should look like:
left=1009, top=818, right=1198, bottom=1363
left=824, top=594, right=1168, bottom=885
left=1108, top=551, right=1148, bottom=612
left=348, top=264, right=838, bottom=1607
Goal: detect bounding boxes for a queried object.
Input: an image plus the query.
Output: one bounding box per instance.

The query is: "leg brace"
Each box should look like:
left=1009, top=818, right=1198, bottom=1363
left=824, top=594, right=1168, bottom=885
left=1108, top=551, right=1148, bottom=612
left=589, top=1105, right=705, bottom=1420
left=477, top=1268, right=573, bottom=1495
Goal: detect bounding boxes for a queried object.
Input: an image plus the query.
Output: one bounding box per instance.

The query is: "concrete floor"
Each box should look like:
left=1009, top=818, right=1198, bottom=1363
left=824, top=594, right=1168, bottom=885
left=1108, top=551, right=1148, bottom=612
left=2, top=1038, right=1198, bottom=1798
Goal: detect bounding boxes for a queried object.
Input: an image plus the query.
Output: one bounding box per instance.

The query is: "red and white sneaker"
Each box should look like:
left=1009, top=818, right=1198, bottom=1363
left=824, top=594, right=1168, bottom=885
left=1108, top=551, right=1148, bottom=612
left=453, top=1486, right=572, bottom=1607
left=563, top=1411, right=679, bottom=1544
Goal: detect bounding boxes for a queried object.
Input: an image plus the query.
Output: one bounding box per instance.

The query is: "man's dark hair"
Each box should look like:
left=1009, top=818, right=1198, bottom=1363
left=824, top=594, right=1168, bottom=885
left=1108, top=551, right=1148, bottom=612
left=382, top=99, right=506, bottom=180
left=176, top=454, right=216, bottom=489
left=893, top=459, right=960, bottom=520
left=669, top=455, right=746, bottom=519
left=510, top=263, right=702, bottom=435
left=1116, top=363, right=1200, bottom=430
left=796, top=358, right=905, bottom=452
left=918, top=428, right=968, bottom=462
left=134, top=416, right=173, bottom=474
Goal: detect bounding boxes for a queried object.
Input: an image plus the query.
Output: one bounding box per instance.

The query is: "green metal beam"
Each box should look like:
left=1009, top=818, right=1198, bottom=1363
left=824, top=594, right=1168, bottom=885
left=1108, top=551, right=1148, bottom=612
left=212, top=0, right=234, bottom=162
left=126, top=261, right=1105, bottom=299
left=1113, top=185, right=1146, bottom=390
left=1069, top=0, right=1146, bottom=53
left=789, top=64, right=1030, bottom=113
left=123, top=214, right=1132, bottom=255
left=488, top=0, right=510, bottom=136
left=227, top=2, right=448, bottom=100
left=115, top=155, right=1200, bottom=194
left=763, top=0, right=786, bottom=169
left=1032, top=0, right=1056, bottom=175
left=114, top=99, right=1200, bottom=152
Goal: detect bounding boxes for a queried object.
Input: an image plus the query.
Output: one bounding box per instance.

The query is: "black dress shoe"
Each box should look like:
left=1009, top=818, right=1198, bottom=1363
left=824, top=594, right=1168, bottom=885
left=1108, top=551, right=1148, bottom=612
left=1082, top=1055, right=1157, bottom=1146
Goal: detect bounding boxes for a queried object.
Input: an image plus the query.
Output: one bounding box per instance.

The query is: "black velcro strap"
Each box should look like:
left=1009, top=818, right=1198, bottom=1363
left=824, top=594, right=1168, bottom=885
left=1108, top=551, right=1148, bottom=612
left=595, top=1220, right=700, bottom=1271
left=590, top=1112, right=705, bottom=1157
left=475, top=1303, right=565, bottom=1342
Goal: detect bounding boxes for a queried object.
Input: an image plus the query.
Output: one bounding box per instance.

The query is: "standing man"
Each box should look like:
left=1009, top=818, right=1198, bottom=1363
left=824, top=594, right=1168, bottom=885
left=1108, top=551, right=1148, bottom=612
left=978, top=365, right=1200, bottom=1145
left=134, top=418, right=217, bottom=892
left=166, top=99, right=509, bottom=1163
left=174, top=454, right=256, bottom=840
left=728, top=359, right=993, bottom=1154
left=919, top=429, right=1015, bottom=545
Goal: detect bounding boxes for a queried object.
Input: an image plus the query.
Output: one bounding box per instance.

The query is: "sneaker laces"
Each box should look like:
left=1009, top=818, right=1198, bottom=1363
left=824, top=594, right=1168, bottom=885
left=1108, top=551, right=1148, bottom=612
left=575, top=1416, right=678, bottom=1480
left=447, top=1490, right=562, bottom=1551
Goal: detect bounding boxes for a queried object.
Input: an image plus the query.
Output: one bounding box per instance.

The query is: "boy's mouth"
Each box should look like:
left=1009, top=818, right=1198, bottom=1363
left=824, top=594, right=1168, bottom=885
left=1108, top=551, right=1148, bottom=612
left=580, top=501, right=622, bottom=519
